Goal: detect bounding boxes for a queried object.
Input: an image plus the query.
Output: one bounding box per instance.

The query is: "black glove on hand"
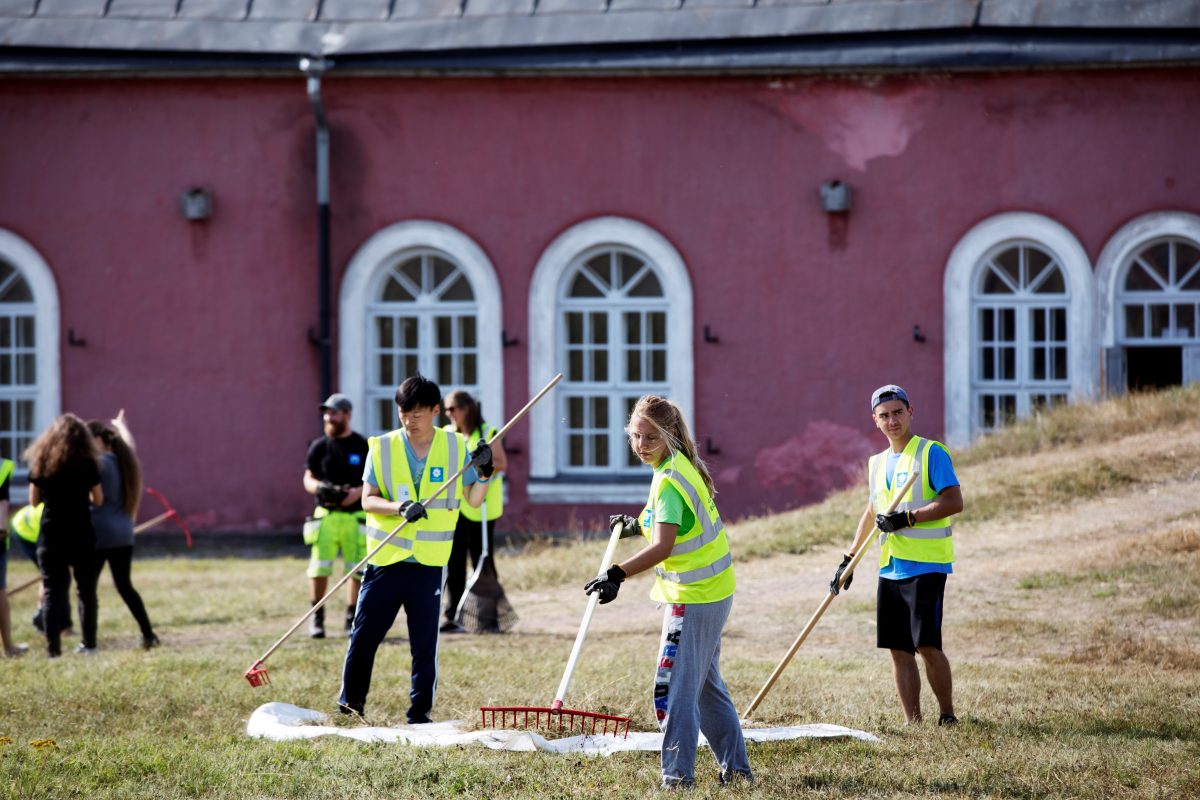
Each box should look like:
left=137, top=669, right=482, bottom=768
left=317, top=481, right=347, bottom=508
left=830, top=553, right=854, bottom=596
left=469, top=442, right=494, bottom=479
left=609, top=514, right=640, bottom=538
left=584, top=564, right=627, bottom=604
left=399, top=500, right=428, bottom=523
left=876, top=510, right=914, bottom=533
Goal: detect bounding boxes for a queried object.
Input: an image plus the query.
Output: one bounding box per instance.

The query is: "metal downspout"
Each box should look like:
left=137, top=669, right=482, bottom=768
left=301, top=56, right=332, bottom=401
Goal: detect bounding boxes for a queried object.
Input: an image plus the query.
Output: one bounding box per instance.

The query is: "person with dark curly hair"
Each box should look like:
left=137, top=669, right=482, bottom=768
left=26, top=413, right=102, bottom=657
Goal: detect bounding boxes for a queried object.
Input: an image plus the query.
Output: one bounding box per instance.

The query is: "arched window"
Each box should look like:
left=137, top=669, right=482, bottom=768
left=366, top=250, right=479, bottom=433
left=0, top=229, right=60, bottom=475
left=559, top=246, right=669, bottom=474
left=529, top=217, right=693, bottom=503
left=340, top=222, right=503, bottom=435
left=1096, top=213, right=1200, bottom=393
left=944, top=213, right=1096, bottom=446
left=972, top=242, right=1070, bottom=431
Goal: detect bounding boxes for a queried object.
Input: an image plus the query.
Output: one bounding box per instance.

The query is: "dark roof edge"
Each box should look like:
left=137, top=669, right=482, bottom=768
left=2, top=30, right=1199, bottom=77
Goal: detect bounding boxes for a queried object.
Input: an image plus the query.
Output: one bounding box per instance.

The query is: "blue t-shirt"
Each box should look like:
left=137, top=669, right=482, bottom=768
left=878, top=441, right=958, bottom=580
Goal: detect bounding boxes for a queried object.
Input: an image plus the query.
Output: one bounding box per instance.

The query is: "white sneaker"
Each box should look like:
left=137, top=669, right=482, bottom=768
left=4, top=644, right=28, bottom=657
left=74, top=644, right=97, bottom=655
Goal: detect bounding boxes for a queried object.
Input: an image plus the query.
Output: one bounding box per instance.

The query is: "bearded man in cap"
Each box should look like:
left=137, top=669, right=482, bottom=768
left=834, top=385, right=964, bottom=725
left=302, top=393, right=371, bottom=638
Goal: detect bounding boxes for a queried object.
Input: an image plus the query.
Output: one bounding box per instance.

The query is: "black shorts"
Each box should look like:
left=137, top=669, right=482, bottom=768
left=877, top=572, right=946, bottom=654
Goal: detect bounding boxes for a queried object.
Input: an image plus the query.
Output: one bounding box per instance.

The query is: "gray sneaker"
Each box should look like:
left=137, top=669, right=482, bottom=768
left=74, top=644, right=97, bottom=655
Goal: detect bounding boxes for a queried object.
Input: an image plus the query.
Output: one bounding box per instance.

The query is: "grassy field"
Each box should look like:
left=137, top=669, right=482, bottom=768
left=2, top=387, right=1199, bottom=798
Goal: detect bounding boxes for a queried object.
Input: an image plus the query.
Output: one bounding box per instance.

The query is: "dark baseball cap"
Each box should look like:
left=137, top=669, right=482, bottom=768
left=320, top=393, right=352, bottom=412
left=870, top=384, right=910, bottom=410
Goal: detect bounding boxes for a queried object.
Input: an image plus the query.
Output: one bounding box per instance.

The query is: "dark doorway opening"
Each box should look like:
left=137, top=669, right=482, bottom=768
left=1125, top=346, right=1181, bottom=390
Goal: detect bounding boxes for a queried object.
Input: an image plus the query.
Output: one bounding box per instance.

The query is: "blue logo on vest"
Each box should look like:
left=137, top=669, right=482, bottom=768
left=430, top=467, right=444, bottom=483
left=642, top=509, right=652, bottom=529
left=894, top=470, right=909, bottom=490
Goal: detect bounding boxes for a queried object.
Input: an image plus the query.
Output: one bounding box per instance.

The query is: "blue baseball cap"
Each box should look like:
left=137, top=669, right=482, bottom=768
left=871, top=384, right=910, bottom=410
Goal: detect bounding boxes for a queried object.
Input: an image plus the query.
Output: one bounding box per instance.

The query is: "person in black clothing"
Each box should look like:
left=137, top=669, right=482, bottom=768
left=303, top=393, right=371, bottom=638
left=26, top=413, right=102, bottom=658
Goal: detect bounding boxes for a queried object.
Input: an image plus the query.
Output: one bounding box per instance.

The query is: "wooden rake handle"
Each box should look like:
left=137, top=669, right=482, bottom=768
left=552, top=518, right=627, bottom=711
left=741, top=468, right=922, bottom=720
left=245, top=373, right=563, bottom=679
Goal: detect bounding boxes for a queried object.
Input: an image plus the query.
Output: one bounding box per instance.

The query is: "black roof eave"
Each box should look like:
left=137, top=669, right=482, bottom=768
left=1, top=29, right=1199, bottom=77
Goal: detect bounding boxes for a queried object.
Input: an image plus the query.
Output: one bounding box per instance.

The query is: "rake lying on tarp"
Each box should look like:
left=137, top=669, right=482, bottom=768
left=479, top=519, right=632, bottom=738
left=244, top=373, right=563, bottom=688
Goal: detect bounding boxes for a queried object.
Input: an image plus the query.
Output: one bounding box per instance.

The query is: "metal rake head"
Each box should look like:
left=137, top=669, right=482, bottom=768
left=480, top=705, right=630, bottom=738
left=245, top=660, right=271, bottom=687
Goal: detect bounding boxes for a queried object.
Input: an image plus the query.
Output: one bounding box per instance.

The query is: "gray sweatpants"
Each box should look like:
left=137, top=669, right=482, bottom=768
left=653, top=595, right=750, bottom=785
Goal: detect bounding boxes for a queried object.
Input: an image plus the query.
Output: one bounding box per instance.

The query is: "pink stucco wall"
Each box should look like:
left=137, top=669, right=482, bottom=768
left=0, top=69, right=1196, bottom=531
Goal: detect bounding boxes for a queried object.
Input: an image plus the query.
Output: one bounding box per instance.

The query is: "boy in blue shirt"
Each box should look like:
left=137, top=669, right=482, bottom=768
left=835, top=384, right=964, bottom=725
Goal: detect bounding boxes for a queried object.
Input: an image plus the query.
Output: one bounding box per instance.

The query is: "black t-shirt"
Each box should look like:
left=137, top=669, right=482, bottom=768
left=31, top=457, right=101, bottom=548
left=305, top=432, right=370, bottom=512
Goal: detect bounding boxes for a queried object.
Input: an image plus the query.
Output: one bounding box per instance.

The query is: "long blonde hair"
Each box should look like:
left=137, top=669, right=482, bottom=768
left=627, top=395, right=716, bottom=495
left=24, top=413, right=99, bottom=480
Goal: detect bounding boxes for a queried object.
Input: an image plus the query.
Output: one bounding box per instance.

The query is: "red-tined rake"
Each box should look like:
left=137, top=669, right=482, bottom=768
left=7, top=486, right=192, bottom=599
left=243, top=374, right=564, bottom=688
left=478, top=518, right=632, bottom=738
left=139, top=487, right=194, bottom=547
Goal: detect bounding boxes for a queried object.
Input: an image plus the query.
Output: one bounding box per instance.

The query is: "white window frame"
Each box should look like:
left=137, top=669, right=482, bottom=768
left=944, top=213, right=1096, bottom=447
left=1096, top=211, right=1200, bottom=349
left=528, top=217, right=694, bottom=503
left=339, top=221, right=503, bottom=434
left=558, top=247, right=671, bottom=476
left=0, top=228, right=60, bottom=484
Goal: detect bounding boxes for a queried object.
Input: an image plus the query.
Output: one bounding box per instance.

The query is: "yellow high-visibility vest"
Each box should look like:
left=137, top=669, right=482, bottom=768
left=443, top=423, right=502, bottom=522
left=869, top=436, right=955, bottom=567
left=640, top=451, right=735, bottom=604
left=12, top=502, right=42, bottom=544
left=365, top=428, right=465, bottom=568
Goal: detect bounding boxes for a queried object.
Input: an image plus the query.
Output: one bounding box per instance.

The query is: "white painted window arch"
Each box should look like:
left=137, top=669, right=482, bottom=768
left=528, top=217, right=694, bottom=503
left=0, top=229, right=60, bottom=474
left=943, top=213, right=1097, bottom=447
left=339, top=221, right=504, bottom=435
left=1096, top=212, right=1200, bottom=348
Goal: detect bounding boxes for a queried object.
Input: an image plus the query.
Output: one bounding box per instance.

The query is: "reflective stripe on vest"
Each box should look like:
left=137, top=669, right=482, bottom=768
left=365, top=428, right=464, bottom=567
left=869, top=436, right=955, bottom=566
left=642, top=452, right=735, bottom=604
left=656, top=468, right=726, bottom=556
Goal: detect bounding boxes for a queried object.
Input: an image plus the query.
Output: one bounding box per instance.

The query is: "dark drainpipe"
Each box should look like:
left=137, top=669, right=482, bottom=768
left=301, top=56, right=333, bottom=400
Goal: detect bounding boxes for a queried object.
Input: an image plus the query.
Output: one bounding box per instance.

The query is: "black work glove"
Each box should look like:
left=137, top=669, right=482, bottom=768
left=317, top=480, right=347, bottom=508
left=876, top=510, right=914, bottom=533
left=399, top=500, right=428, bottom=523
left=609, top=514, right=640, bottom=539
left=830, top=553, right=854, bottom=596
left=584, top=564, right=627, bottom=604
left=469, top=441, right=494, bottom=480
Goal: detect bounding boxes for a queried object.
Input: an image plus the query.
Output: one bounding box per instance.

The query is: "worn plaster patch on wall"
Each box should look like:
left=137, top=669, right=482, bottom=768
left=762, top=84, right=938, bottom=172
left=753, top=421, right=876, bottom=499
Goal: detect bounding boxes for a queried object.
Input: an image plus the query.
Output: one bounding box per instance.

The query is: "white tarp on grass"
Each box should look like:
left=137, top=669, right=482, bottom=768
left=247, top=702, right=879, bottom=755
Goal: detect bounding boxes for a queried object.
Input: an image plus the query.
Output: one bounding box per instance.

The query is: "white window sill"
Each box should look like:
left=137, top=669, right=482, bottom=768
left=526, top=480, right=647, bottom=504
